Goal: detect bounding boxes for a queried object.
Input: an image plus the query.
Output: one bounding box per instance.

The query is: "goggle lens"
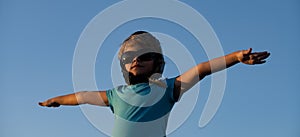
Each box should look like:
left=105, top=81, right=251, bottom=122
left=121, top=51, right=161, bottom=65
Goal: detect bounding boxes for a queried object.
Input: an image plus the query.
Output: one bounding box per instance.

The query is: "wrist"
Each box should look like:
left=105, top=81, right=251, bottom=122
left=235, top=50, right=243, bottom=63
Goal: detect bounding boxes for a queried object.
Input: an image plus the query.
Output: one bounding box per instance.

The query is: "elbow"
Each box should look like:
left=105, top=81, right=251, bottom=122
left=198, top=73, right=209, bottom=81
left=197, top=63, right=212, bottom=80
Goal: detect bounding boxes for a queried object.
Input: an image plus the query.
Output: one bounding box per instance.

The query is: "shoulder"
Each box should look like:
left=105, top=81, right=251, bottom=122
left=152, top=76, right=179, bottom=102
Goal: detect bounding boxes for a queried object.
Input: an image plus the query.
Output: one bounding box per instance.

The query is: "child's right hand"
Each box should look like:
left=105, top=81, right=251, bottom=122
left=39, top=99, right=60, bottom=107
left=237, top=48, right=270, bottom=65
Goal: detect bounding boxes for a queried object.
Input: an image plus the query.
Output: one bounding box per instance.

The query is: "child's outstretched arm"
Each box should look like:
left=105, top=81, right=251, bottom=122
left=174, top=48, right=270, bottom=99
left=39, top=91, right=108, bottom=107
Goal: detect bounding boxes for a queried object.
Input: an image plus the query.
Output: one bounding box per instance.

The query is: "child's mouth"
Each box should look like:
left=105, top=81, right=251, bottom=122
left=131, top=65, right=143, bottom=69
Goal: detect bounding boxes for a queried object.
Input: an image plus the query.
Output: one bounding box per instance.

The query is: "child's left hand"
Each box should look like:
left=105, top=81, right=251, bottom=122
left=39, top=99, right=61, bottom=107
left=237, top=48, right=270, bottom=65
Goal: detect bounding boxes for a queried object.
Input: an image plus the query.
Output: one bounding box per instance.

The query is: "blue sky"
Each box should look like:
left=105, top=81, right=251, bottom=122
left=1, top=0, right=299, bottom=137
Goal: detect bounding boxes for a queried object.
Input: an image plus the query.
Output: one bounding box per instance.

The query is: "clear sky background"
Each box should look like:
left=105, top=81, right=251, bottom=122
left=1, top=0, right=299, bottom=137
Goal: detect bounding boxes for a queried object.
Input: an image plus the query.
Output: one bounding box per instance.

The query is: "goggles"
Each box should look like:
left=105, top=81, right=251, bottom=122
left=120, top=50, right=162, bottom=66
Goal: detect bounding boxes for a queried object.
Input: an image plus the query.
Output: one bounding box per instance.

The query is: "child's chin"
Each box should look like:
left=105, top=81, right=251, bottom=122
left=130, top=71, right=148, bottom=76
left=130, top=72, right=142, bottom=76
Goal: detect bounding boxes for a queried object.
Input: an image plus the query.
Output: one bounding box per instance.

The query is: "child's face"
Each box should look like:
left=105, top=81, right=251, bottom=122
left=122, top=45, right=155, bottom=76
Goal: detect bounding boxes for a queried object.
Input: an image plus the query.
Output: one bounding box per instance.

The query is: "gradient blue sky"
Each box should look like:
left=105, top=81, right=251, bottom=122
left=1, top=0, right=300, bottom=137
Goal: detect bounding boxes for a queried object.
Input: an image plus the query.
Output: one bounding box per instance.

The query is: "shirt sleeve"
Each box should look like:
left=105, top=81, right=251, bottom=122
left=106, top=89, right=115, bottom=113
left=166, top=77, right=178, bottom=103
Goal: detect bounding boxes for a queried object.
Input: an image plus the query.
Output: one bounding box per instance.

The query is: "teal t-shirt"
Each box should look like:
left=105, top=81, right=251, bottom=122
left=106, top=77, right=177, bottom=137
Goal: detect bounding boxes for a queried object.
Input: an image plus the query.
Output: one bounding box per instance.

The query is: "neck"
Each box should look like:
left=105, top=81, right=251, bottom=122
left=128, top=73, right=149, bottom=85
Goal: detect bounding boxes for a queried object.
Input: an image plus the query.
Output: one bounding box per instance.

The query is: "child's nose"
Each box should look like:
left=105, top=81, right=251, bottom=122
left=132, top=57, right=141, bottom=63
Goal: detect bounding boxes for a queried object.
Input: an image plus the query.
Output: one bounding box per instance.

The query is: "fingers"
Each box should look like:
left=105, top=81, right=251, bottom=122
left=250, top=51, right=270, bottom=65
left=47, top=102, right=60, bottom=107
left=253, top=59, right=266, bottom=64
left=247, top=48, right=252, bottom=54
left=252, top=51, right=269, bottom=57
left=240, top=48, right=270, bottom=65
left=243, top=48, right=252, bottom=55
left=256, top=52, right=270, bottom=60
left=38, top=100, right=60, bottom=107
left=39, top=102, right=46, bottom=106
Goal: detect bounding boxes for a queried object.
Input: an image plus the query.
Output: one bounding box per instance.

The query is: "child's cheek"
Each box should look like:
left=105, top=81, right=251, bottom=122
left=125, top=64, right=131, bottom=71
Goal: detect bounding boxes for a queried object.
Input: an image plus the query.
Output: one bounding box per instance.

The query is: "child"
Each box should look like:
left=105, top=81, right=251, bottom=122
left=39, top=31, right=270, bottom=137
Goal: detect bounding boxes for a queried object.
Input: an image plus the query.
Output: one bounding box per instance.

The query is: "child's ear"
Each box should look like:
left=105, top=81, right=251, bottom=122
left=155, top=59, right=165, bottom=74
left=159, top=61, right=165, bottom=73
